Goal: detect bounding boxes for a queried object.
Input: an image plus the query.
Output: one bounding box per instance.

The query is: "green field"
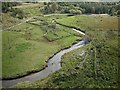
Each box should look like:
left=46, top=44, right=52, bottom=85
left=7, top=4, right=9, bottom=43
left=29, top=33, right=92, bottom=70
left=2, top=2, right=119, bottom=89
left=28, top=17, right=82, bottom=41
left=2, top=15, right=82, bottom=79
left=2, top=3, right=43, bottom=30
left=57, top=15, right=118, bottom=31
left=2, top=13, right=22, bottom=29
left=14, top=15, right=119, bottom=88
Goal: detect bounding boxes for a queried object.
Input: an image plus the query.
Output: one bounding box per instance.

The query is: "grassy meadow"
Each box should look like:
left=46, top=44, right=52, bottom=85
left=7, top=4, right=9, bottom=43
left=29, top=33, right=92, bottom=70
left=14, top=15, right=119, bottom=88
left=2, top=14, right=82, bottom=79
left=57, top=15, right=118, bottom=32
left=2, top=3, right=44, bottom=30
left=2, top=2, right=119, bottom=89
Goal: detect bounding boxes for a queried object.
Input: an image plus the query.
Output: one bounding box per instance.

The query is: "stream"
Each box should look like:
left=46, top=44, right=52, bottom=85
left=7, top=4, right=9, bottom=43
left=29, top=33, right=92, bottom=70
left=2, top=23, right=87, bottom=88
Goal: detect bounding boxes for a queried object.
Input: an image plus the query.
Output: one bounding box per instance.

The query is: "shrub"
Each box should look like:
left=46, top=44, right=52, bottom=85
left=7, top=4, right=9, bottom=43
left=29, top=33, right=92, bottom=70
left=11, top=8, right=25, bottom=19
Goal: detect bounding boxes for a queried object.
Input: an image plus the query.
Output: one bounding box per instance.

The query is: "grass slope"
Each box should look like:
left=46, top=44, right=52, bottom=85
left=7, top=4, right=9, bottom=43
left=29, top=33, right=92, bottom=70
left=2, top=15, right=81, bottom=78
left=2, top=3, right=44, bottom=30
left=14, top=15, right=119, bottom=88
left=57, top=15, right=118, bottom=32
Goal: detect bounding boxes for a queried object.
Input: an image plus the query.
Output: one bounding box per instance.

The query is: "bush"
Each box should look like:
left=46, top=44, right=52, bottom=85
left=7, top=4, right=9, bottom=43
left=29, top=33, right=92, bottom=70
left=70, top=9, right=82, bottom=15
left=11, top=8, right=25, bottom=19
left=117, top=10, right=120, bottom=15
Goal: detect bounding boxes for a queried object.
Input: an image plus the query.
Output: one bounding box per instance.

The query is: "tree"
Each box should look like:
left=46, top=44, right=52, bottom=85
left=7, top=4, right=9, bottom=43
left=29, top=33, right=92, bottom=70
left=69, top=9, right=76, bottom=14
left=2, top=2, right=20, bottom=13
left=92, top=7, right=95, bottom=14
left=110, top=8, right=116, bottom=16
left=75, top=10, right=82, bottom=14
left=70, top=9, right=82, bottom=15
left=43, top=3, right=58, bottom=14
left=2, top=2, right=10, bottom=13
left=51, top=3, right=58, bottom=13
left=44, top=2, right=47, bottom=5
left=117, top=10, right=120, bottom=15
left=11, top=8, right=25, bottom=19
left=43, top=5, right=50, bottom=14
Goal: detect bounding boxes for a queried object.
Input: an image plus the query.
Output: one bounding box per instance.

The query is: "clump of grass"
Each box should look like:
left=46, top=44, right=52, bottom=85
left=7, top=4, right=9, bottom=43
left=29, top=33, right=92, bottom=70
left=16, top=42, right=31, bottom=52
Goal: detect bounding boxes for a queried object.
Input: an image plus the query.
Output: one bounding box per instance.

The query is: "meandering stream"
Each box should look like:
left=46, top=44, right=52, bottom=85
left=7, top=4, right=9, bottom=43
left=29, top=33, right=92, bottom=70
left=2, top=22, right=87, bottom=88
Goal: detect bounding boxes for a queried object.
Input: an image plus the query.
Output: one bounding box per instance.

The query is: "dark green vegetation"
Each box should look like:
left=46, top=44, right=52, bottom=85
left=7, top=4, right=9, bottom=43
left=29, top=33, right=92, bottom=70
left=2, top=2, right=20, bottom=13
left=42, top=2, right=120, bottom=16
left=2, top=2, right=120, bottom=20
left=2, top=2, right=43, bottom=19
left=2, top=3, right=43, bottom=29
left=14, top=15, right=119, bottom=88
left=2, top=2, right=25, bottom=19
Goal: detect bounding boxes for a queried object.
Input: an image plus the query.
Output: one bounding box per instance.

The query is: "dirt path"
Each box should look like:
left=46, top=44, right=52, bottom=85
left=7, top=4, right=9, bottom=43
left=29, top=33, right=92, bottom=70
left=44, top=14, right=70, bottom=17
left=4, top=14, right=69, bottom=31
left=4, top=17, right=33, bottom=30
left=13, top=3, right=40, bottom=9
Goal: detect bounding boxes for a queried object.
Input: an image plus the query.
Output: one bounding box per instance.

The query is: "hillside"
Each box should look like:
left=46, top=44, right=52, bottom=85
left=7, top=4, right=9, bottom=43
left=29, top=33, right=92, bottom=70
left=13, top=15, right=119, bottom=88
left=2, top=2, right=119, bottom=89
